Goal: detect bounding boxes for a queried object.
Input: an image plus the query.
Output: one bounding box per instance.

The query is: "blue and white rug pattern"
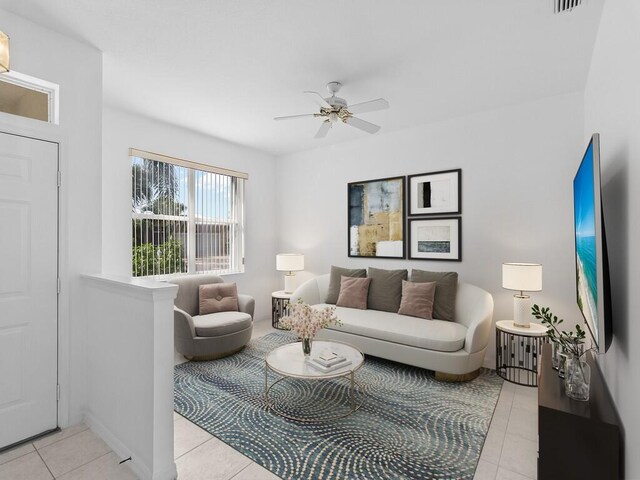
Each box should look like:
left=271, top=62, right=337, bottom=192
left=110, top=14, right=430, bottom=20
left=174, top=332, right=502, bottom=480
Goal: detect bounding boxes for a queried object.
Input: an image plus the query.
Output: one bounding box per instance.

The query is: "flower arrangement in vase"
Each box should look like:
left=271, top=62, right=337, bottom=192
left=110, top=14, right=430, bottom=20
left=532, top=304, right=593, bottom=401
left=279, top=300, right=341, bottom=356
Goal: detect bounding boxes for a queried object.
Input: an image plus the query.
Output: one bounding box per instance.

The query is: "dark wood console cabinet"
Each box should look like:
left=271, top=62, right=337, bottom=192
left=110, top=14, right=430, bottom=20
left=538, top=344, right=622, bottom=479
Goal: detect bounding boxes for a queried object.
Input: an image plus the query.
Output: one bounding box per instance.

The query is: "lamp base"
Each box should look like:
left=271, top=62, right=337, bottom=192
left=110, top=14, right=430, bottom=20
left=513, top=294, right=532, bottom=328
left=283, top=273, right=296, bottom=294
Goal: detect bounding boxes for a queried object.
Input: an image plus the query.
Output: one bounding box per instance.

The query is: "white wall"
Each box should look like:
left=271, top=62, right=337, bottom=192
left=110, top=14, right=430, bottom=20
left=584, top=0, right=640, bottom=477
left=0, top=9, right=102, bottom=426
left=276, top=92, right=585, bottom=366
left=102, top=107, right=279, bottom=321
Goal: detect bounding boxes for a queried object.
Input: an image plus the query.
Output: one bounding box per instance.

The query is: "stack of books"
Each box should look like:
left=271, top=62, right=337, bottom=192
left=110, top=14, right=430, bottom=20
left=308, top=350, right=352, bottom=373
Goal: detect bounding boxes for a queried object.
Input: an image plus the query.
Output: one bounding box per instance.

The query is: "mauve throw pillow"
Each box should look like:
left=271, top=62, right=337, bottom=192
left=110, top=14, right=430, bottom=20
left=410, top=270, right=458, bottom=321
left=199, top=283, right=239, bottom=315
left=325, top=266, right=367, bottom=304
left=367, top=267, right=408, bottom=312
left=398, top=280, right=437, bottom=319
left=336, top=276, right=371, bottom=310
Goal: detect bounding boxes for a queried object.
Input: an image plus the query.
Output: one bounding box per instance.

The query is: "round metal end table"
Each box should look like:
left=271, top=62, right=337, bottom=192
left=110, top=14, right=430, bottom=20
left=496, top=320, right=548, bottom=387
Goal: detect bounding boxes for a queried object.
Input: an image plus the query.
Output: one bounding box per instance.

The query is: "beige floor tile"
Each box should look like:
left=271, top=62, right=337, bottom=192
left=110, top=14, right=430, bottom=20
left=33, top=423, right=89, bottom=450
left=480, top=424, right=505, bottom=465
left=37, top=428, right=111, bottom=477
left=512, top=386, right=538, bottom=413
left=174, top=411, right=182, bottom=421
left=176, top=437, right=251, bottom=480
left=174, top=417, right=213, bottom=459
left=473, top=459, right=498, bottom=480
left=56, top=452, right=137, bottom=480
left=506, top=406, right=537, bottom=442
left=252, top=319, right=277, bottom=339
left=490, top=397, right=512, bottom=434
left=0, top=451, right=52, bottom=480
left=0, top=442, right=34, bottom=466
left=496, top=466, right=534, bottom=480
left=498, top=433, right=537, bottom=479
left=231, top=461, right=280, bottom=480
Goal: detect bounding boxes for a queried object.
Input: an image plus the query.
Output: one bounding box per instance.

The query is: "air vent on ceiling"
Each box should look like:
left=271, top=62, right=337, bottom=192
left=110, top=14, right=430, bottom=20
left=554, top=0, right=583, bottom=14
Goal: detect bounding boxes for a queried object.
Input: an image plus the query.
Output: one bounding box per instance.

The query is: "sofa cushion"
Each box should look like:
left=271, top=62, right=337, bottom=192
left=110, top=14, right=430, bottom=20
left=315, top=304, right=466, bottom=352
left=336, top=276, right=371, bottom=310
left=199, top=283, right=239, bottom=315
left=326, top=266, right=367, bottom=304
left=410, top=270, right=458, bottom=322
left=398, top=280, right=437, bottom=319
left=192, top=311, right=252, bottom=337
left=367, top=267, right=408, bottom=312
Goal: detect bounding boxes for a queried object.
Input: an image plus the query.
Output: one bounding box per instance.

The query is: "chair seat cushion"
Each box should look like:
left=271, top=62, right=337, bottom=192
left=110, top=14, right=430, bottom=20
left=314, top=304, right=466, bottom=352
left=193, top=311, right=252, bottom=337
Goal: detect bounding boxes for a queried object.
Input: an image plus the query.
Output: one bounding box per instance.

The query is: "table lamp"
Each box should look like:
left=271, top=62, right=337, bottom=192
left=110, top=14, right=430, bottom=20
left=502, top=263, right=542, bottom=328
left=276, top=253, right=305, bottom=294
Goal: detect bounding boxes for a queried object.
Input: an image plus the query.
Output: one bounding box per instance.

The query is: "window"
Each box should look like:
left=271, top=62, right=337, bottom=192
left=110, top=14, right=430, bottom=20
left=0, top=71, right=59, bottom=124
left=131, top=149, right=246, bottom=277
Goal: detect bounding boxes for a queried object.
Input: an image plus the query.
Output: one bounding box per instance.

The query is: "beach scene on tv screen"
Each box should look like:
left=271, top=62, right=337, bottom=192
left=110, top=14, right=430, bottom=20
left=574, top=143, right=599, bottom=342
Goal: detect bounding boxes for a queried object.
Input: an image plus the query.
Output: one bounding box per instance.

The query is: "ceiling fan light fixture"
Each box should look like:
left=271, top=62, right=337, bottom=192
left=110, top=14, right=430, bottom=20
left=0, top=30, right=10, bottom=73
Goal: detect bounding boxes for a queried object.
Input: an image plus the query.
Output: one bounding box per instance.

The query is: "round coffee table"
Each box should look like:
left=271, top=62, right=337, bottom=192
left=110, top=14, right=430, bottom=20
left=264, top=340, right=365, bottom=422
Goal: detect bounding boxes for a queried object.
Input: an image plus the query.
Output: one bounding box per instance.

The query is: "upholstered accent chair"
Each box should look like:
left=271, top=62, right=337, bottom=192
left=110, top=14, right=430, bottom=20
left=171, top=275, right=254, bottom=361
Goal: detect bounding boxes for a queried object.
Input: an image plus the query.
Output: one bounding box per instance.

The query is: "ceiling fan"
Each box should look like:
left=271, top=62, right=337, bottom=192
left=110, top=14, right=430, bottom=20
left=274, top=81, right=389, bottom=138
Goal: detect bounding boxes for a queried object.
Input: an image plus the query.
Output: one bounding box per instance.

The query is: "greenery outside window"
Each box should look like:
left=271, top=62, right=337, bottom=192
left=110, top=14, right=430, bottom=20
left=131, top=149, right=246, bottom=277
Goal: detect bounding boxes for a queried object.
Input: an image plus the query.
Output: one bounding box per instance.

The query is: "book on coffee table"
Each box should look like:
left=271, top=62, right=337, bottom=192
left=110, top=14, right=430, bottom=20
left=308, top=357, right=352, bottom=373
left=314, top=350, right=347, bottom=367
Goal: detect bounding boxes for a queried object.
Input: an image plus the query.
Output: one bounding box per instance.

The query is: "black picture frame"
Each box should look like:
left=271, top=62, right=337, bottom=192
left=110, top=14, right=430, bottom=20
left=407, top=168, right=462, bottom=216
left=408, top=217, right=461, bottom=261
left=347, top=176, right=406, bottom=259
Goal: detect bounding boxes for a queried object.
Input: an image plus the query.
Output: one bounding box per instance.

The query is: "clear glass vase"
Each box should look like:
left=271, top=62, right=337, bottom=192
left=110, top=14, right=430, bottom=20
left=564, top=355, right=590, bottom=401
left=301, top=337, right=313, bottom=356
left=551, top=342, right=560, bottom=370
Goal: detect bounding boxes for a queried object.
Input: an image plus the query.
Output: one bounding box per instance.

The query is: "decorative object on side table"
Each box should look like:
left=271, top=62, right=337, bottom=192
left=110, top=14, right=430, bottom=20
left=532, top=304, right=592, bottom=401
left=272, top=290, right=293, bottom=329
left=348, top=176, right=405, bottom=258
left=276, top=253, right=305, bottom=293
left=495, top=320, right=548, bottom=387
left=279, top=301, right=341, bottom=356
left=408, top=217, right=461, bottom=261
left=407, top=168, right=461, bottom=216
left=502, top=263, right=542, bottom=328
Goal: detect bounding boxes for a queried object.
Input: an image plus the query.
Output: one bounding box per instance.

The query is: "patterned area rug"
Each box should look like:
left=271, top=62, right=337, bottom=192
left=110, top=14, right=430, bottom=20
left=174, top=332, right=502, bottom=480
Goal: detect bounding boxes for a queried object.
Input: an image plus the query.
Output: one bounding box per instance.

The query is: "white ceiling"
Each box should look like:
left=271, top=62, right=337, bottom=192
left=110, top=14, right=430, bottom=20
left=1, top=0, right=603, bottom=156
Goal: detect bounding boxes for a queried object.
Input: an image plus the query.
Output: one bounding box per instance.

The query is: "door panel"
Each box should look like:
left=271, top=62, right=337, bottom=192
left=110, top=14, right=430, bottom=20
left=0, top=132, right=58, bottom=449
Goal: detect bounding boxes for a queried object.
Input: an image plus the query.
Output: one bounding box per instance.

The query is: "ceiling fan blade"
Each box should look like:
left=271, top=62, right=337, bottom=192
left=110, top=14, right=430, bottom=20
left=304, top=91, right=332, bottom=109
left=314, top=120, right=331, bottom=139
left=347, top=98, right=389, bottom=114
left=345, top=116, right=381, bottom=134
left=274, top=113, right=317, bottom=121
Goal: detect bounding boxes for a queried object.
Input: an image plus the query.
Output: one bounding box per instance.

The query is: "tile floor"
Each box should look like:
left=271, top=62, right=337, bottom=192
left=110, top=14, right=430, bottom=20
left=1, top=319, right=538, bottom=479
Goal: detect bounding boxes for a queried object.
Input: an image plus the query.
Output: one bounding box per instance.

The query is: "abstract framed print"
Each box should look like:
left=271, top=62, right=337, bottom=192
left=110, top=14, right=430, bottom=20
left=348, top=176, right=405, bottom=258
left=408, top=169, right=461, bottom=216
left=408, top=217, right=461, bottom=261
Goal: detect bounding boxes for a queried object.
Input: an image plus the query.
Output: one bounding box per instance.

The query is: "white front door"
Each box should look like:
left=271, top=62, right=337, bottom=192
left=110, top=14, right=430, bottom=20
left=0, top=132, right=58, bottom=449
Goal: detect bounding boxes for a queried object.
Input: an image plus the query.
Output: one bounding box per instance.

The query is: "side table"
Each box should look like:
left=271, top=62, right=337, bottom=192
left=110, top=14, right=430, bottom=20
left=272, top=291, right=292, bottom=329
left=495, top=320, right=548, bottom=387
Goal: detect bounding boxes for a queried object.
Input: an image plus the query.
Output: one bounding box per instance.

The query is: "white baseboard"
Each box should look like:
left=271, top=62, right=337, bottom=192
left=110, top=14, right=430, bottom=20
left=84, top=412, right=177, bottom=480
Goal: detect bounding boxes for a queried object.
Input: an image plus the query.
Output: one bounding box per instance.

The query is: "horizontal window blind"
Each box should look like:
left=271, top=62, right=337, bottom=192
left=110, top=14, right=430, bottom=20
left=131, top=151, right=245, bottom=277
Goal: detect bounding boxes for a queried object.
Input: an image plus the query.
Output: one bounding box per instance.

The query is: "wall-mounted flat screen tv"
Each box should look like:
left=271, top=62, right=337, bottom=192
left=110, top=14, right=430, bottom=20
left=573, top=133, right=612, bottom=353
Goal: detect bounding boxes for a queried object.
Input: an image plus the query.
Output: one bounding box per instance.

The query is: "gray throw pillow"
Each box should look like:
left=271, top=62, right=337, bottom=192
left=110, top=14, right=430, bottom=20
left=326, top=266, right=367, bottom=304
left=410, top=270, right=458, bottom=321
left=367, top=267, right=408, bottom=312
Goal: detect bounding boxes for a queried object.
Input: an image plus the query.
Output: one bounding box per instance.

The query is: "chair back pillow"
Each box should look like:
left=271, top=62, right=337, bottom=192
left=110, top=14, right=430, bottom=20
left=398, top=280, right=437, bottom=319
left=336, top=276, right=371, bottom=310
left=410, top=270, right=458, bottom=321
left=367, top=267, right=408, bottom=312
left=199, top=283, right=239, bottom=315
left=326, top=266, right=367, bottom=304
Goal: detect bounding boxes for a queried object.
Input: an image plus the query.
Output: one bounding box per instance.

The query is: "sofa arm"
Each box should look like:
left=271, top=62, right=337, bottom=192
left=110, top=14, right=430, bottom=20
left=290, top=278, right=321, bottom=305
left=238, top=294, right=255, bottom=319
left=462, top=295, right=494, bottom=354
left=174, top=307, right=196, bottom=339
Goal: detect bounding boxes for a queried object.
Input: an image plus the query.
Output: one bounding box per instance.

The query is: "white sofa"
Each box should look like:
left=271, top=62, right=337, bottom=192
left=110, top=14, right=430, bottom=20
left=291, top=274, right=494, bottom=376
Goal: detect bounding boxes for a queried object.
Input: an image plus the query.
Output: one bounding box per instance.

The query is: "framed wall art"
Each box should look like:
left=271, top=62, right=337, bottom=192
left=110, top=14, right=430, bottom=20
left=408, top=217, right=461, bottom=261
left=408, top=169, right=461, bottom=216
left=348, top=176, right=405, bottom=258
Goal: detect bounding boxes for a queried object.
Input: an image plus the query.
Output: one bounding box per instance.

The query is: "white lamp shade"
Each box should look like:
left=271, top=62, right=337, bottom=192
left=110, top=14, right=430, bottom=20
left=502, top=263, right=542, bottom=292
left=276, top=253, right=304, bottom=272
left=0, top=31, right=9, bottom=73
